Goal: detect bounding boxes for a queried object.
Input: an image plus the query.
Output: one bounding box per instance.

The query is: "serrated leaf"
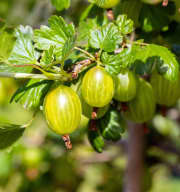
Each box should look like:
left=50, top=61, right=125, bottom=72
left=11, top=79, right=52, bottom=110
left=99, top=110, right=126, bottom=142
left=116, top=15, right=134, bottom=35
left=102, top=44, right=154, bottom=75
left=0, top=63, right=33, bottom=73
left=34, top=16, right=75, bottom=62
left=149, top=44, right=179, bottom=81
left=131, top=44, right=155, bottom=75
left=139, top=2, right=175, bottom=32
left=88, top=128, right=104, bottom=153
left=51, top=0, right=70, bottom=11
left=130, top=44, right=179, bottom=80
left=77, top=13, right=108, bottom=46
left=114, top=0, right=142, bottom=27
left=0, top=123, right=25, bottom=149
left=8, top=26, right=40, bottom=65
left=89, top=23, right=123, bottom=52
left=80, top=4, right=94, bottom=21
left=0, top=31, right=15, bottom=62
left=40, top=46, right=55, bottom=67
left=101, top=45, right=134, bottom=75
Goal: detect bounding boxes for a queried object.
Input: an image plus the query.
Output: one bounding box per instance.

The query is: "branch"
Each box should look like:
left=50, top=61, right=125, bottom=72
left=124, top=122, right=144, bottom=192
left=74, top=47, right=95, bottom=60
left=0, top=72, right=69, bottom=81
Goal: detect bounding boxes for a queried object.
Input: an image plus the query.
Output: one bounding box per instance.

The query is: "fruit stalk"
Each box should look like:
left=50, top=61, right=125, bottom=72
left=0, top=72, right=68, bottom=80
left=89, top=119, right=97, bottom=131
left=106, top=9, right=114, bottom=21
left=91, top=107, right=98, bottom=119
left=62, top=135, right=72, bottom=150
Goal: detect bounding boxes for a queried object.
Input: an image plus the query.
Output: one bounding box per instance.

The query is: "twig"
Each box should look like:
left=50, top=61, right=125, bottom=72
left=132, top=41, right=149, bottom=46
left=74, top=47, right=95, bottom=60
left=72, top=59, right=92, bottom=78
left=0, top=72, right=69, bottom=81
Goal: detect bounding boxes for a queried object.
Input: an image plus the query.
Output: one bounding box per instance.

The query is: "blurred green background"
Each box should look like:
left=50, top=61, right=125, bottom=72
left=0, top=0, right=180, bottom=191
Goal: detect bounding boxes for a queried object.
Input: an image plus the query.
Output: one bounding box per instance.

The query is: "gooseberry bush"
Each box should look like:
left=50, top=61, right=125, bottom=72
left=0, top=0, right=179, bottom=152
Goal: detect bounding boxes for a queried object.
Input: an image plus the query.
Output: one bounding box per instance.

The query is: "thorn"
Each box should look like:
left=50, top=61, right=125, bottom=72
left=62, top=135, right=72, bottom=150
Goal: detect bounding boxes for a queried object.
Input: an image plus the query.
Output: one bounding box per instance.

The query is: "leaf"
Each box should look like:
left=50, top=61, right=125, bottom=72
left=34, top=16, right=75, bottom=61
left=89, top=23, right=123, bottom=52
left=77, top=13, right=108, bottom=46
left=88, top=128, right=104, bottom=153
left=0, top=123, right=25, bottom=150
left=0, top=63, right=33, bottom=73
left=99, top=110, right=126, bottom=142
left=149, top=44, right=179, bottom=81
left=79, top=4, right=94, bottom=21
left=51, top=0, right=70, bottom=11
left=131, top=44, right=155, bottom=75
left=0, top=20, right=6, bottom=31
left=139, top=2, right=175, bottom=32
left=11, top=79, right=52, bottom=110
left=116, top=15, right=134, bottom=35
left=40, top=46, right=55, bottom=67
left=101, top=45, right=135, bottom=75
left=0, top=31, right=15, bottom=62
left=8, top=25, right=40, bottom=65
left=129, top=43, right=179, bottom=81
left=114, top=0, right=142, bottom=27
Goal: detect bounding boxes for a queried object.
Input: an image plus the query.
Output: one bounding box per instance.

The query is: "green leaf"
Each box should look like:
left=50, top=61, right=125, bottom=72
left=8, top=26, right=40, bottom=65
left=11, top=79, right=52, bottom=110
left=88, top=128, right=104, bottom=153
left=77, top=13, right=108, bottom=47
left=0, top=31, right=15, bottom=62
left=0, top=123, right=25, bottom=150
left=102, top=42, right=179, bottom=80
left=129, top=43, right=179, bottom=81
left=51, top=0, right=70, bottom=11
left=0, top=20, right=6, bottom=31
left=131, top=44, right=155, bottom=75
left=0, top=63, right=33, bottom=73
left=149, top=44, right=179, bottom=81
left=34, top=16, right=75, bottom=61
left=79, top=4, right=94, bottom=21
left=139, top=2, right=175, bottom=32
left=116, top=15, right=134, bottom=35
left=114, top=0, right=142, bottom=27
left=89, top=23, right=123, bottom=52
left=101, top=45, right=135, bottom=75
left=40, top=46, right=55, bottom=67
left=99, top=110, right=126, bottom=142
